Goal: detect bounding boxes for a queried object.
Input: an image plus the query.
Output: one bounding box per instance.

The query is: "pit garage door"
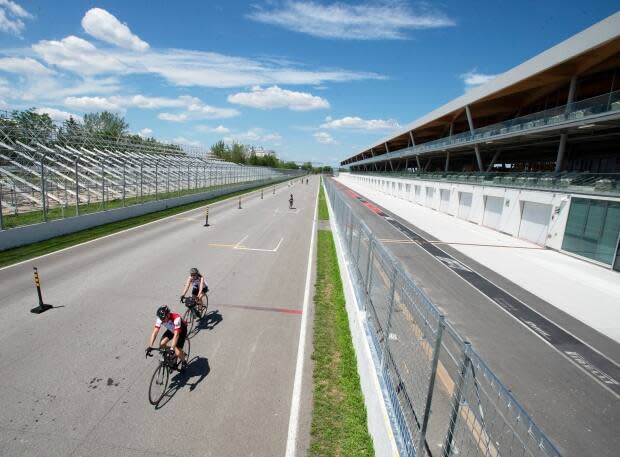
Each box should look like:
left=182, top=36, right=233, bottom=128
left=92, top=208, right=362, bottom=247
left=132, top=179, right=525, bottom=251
left=483, top=196, right=503, bottom=230
left=426, top=187, right=435, bottom=207
left=439, top=189, right=450, bottom=213
left=458, top=192, right=473, bottom=219
left=519, top=201, right=552, bottom=245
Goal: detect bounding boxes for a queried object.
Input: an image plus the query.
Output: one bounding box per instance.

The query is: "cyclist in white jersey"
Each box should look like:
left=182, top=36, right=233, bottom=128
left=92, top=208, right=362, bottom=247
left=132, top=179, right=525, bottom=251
left=180, top=267, right=209, bottom=312
left=146, top=305, right=188, bottom=369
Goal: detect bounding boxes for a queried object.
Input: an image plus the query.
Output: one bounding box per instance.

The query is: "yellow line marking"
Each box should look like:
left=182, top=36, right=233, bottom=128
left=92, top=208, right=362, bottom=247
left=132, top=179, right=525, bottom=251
left=208, top=243, right=239, bottom=248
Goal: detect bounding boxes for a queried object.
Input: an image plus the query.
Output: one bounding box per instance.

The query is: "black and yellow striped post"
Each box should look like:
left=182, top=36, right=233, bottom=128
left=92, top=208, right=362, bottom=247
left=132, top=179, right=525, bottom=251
left=31, top=267, right=52, bottom=314
left=238, top=196, right=242, bottom=209
left=261, top=188, right=263, bottom=199
left=273, top=185, right=276, bottom=195
left=204, top=207, right=210, bottom=227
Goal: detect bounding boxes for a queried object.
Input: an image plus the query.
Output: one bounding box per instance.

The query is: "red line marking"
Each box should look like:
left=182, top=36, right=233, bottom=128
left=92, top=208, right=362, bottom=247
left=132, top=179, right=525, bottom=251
left=362, top=201, right=382, bottom=214
left=218, top=303, right=302, bottom=315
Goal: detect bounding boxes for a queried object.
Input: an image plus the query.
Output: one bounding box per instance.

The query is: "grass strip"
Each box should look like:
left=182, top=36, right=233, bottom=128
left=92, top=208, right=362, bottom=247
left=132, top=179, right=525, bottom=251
left=0, top=182, right=279, bottom=267
left=309, top=229, right=374, bottom=457
left=318, top=179, right=329, bottom=221
left=2, top=184, right=241, bottom=229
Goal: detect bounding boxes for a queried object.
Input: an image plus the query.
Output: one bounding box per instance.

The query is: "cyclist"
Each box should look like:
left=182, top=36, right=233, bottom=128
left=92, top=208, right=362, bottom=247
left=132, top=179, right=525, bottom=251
left=180, top=267, right=209, bottom=315
left=146, top=305, right=187, bottom=369
left=289, top=194, right=294, bottom=209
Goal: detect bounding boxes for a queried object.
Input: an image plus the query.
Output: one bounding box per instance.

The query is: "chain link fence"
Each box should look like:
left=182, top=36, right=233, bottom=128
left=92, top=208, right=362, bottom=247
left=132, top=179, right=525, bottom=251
left=324, top=177, right=562, bottom=457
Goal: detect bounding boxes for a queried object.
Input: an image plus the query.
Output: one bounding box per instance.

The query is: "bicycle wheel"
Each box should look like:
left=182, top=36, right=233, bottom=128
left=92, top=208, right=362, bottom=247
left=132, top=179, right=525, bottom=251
left=200, top=295, right=209, bottom=317
left=183, top=307, right=195, bottom=332
left=148, top=364, right=169, bottom=405
left=184, top=336, right=191, bottom=361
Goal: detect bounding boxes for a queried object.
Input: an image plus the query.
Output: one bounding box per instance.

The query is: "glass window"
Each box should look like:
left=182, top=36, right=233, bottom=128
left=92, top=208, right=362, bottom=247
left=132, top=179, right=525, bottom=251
left=562, top=197, right=620, bottom=266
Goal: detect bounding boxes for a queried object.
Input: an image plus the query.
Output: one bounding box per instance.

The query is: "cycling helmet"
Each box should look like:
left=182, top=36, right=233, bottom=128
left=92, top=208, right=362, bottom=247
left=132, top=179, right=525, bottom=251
left=157, top=305, right=170, bottom=320
left=189, top=267, right=199, bottom=275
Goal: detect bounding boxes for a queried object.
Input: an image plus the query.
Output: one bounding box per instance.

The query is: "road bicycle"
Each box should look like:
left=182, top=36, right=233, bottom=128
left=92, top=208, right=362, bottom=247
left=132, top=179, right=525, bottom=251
left=145, top=338, right=191, bottom=405
left=181, top=295, right=208, bottom=332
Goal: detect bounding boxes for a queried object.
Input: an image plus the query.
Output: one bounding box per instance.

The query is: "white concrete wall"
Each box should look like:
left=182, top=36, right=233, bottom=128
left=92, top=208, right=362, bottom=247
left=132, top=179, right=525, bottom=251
left=0, top=178, right=286, bottom=251
left=347, top=173, right=619, bottom=254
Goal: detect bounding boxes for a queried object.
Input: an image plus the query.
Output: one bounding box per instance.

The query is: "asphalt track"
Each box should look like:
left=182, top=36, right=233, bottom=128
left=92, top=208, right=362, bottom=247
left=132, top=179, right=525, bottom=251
left=0, top=178, right=318, bottom=457
left=330, top=178, right=619, bottom=457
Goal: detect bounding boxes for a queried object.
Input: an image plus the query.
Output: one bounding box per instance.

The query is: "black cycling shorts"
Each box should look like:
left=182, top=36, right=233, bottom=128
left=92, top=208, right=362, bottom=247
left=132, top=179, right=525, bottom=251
left=192, top=286, right=209, bottom=296
left=161, top=327, right=187, bottom=349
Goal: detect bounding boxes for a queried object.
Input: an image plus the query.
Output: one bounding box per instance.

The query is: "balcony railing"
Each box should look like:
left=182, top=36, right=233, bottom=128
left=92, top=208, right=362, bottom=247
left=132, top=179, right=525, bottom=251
left=350, top=90, right=620, bottom=166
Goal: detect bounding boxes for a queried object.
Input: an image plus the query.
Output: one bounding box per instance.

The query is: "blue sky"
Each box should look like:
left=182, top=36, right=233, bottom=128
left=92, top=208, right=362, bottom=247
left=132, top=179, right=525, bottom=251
left=0, top=1, right=618, bottom=166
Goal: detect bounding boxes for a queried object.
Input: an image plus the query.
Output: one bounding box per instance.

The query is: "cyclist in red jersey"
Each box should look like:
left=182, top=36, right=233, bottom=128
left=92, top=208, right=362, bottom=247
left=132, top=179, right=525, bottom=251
left=146, top=305, right=188, bottom=369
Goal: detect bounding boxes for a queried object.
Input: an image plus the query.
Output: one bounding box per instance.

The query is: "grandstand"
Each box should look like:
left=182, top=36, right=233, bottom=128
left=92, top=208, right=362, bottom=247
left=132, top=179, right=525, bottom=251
left=340, top=12, right=620, bottom=271
left=0, top=113, right=291, bottom=230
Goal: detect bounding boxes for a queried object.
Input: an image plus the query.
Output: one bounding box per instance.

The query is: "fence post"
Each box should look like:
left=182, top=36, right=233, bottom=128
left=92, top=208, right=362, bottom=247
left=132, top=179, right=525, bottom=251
left=365, top=237, right=374, bottom=293
left=384, top=266, right=399, bottom=339
left=155, top=161, right=159, bottom=200
left=74, top=157, right=80, bottom=216
left=167, top=164, right=170, bottom=196
left=187, top=164, right=191, bottom=190
left=442, top=342, right=472, bottom=457
left=101, top=159, right=105, bottom=210
left=122, top=161, right=126, bottom=207
left=140, top=161, right=144, bottom=202
left=418, top=315, right=446, bottom=454
left=0, top=181, right=4, bottom=230
left=40, top=155, right=47, bottom=222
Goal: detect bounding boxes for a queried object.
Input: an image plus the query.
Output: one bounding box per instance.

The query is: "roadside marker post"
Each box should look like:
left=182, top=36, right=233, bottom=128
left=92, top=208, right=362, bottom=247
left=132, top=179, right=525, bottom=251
left=30, top=267, right=52, bottom=314
left=273, top=185, right=276, bottom=195
left=204, top=207, right=210, bottom=227
left=238, top=196, right=242, bottom=209
left=261, top=188, right=263, bottom=199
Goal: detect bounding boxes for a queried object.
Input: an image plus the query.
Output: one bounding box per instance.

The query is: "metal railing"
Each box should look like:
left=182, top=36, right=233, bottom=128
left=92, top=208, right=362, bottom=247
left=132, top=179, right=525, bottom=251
left=0, top=125, right=303, bottom=230
left=350, top=170, right=620, bottom=197
left=348, top=89, right=620, bottom=167
left=324, top=177, right=562, bottom=457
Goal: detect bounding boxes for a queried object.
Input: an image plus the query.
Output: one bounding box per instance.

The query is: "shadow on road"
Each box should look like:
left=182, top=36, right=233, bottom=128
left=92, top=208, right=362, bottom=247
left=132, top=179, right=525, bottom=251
left=197, top=310, right=223, bottom=331
left=155, top=356, right=210, bottom=409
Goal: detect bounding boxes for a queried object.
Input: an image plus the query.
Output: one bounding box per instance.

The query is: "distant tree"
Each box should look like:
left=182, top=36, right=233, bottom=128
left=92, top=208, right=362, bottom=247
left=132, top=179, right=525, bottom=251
left=83, top=111, right=129, bottom=138
left=10, top=108, right=56, bottom=145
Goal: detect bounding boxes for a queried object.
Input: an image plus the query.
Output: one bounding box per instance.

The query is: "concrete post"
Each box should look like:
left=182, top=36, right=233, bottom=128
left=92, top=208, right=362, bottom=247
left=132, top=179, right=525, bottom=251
left=74, top=157, right=80, bottom=216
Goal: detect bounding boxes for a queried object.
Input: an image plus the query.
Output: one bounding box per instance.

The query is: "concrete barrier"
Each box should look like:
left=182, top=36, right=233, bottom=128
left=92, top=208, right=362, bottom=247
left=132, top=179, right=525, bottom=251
left=0, top=179, right=284, bottom=251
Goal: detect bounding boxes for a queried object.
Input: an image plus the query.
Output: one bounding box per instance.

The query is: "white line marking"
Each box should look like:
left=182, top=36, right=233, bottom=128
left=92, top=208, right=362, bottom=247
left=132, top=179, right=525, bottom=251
left=235, top=235, right=249, bottom=248
left=0, top=183, right=289, bottom=272
left=272, top=237, right=284, bottom=252
left=284, top=182, right=319, bottom=457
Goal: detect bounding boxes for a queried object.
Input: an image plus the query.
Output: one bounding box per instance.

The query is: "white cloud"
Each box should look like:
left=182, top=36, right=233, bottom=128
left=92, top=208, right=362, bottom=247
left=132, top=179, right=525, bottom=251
left=138, top=127, right=153, bottom=137
left=248, top=1, right=455, bottom=40
left=158, top=112, right=187, bottom=122
left=31, top=35, right=380, bottom=87
left=461, top=70, right=499, bottom=89
left=228, top=85, right=329, bottom=111
left=314, top=131, right=337, bottom=144
left=224, top=128, right=281, bottom=144
left=197, top=124, right=230, bottom=134
left=0, top=57, right=52, bottom=75
left=33, top=36, right=126, bottom=75
left=34, top=107, right=82, bottom=122
left=0, top=0, right=32, bottom=36
left=64, top=96, right=123, bottom=112
left=82, top=8, right=149, bottom=51
left=173, top=136, right=201, bottom=147
left=320, top=116, right=400, bottom=131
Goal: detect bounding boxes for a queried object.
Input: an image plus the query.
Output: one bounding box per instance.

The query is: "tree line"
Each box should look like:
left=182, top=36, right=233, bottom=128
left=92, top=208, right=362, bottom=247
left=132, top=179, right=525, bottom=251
left=0, top=108, right=180, bottom=154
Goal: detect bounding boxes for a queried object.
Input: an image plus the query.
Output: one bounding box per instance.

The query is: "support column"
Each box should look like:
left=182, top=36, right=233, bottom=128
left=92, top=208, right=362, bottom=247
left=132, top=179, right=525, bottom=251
left=486, top=149, right=502, bottom=172
left=474, top=144, right=483, bottom=171
left=445, top=151, right=450, bottom=172
left=466, top=105, right=483, bottom=171
left=555, top=75, right=577, bottom=173
left=415, top=155, right=421, bottom=170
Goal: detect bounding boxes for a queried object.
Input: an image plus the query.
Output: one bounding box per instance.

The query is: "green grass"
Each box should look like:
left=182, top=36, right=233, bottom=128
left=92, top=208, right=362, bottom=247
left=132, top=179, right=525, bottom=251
left=318, top=180, right=329, bottom=221
left=0, top=182, right=280, bottom=267
left=309, top=230, right=374, bottom=457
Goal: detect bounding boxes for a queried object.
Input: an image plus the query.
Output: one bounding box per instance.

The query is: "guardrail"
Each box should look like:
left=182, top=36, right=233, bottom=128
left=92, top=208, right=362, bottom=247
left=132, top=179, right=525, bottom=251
left=324, top=177, right=562, bottom=457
